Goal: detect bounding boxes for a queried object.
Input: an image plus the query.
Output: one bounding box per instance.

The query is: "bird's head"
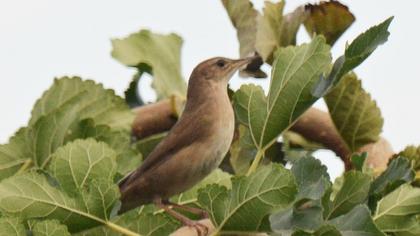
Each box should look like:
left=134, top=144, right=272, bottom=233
left=190, top=56, right=256, bottom=83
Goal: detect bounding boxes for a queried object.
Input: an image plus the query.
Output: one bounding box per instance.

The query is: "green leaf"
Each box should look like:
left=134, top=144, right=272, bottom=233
left=48, top=139, right=117, bottom=196
left=291, top=156, right=331, bottom=201
left=326, top=171, right=371, bottom=219
left=111, top=30, right=186, bottom=99
left=135, top=132, right=166, bottom=159
left=313, top=17, right=392, bottom=96
left=172, top=169, right=231, bottom=206
left=32, top=219, right=71, bottom=236
left=234, top=36, right=331, bottom=151
left=255, top=2, right=305, bottom=62
left=0, top=172, right=112, bottom=232
left=270, top=201, right=324, bottom=235
left=76, top=207, right=180, bottom=236
left=325, top=73, right=383, bottom=151
left=30, top=77, right=133, bottom=131
left=399, top=145, right=420, bottom=170
left=0, top=217, right=26, bottom=236
left=351, top=152, right=368, bottom=171
left=394, top=216, right=420, bottom=236
left=222, top=0, right=259, bottom=58
left=370, top=157, right=414, bottom=199
left=198, top=164, right=297, bottom=234
left=124, top=70, right=146, bottom=108
left=25, top=77, right=133, bottom=168
left=0, top=140, right=122, bottom=233
left=304, top=1, right=355, bottom=45
left=329, top=205, right=385, bottom=236
left=373, top=184, right=420, bottom=233
left=221, top=0, right=267, bottom=77
left=27, top=94, right=83, bottom=168
left=71, top=119, right=142, bottom=177
left=0, top=128, right=31, bottom=181
left=229, top=125, right=258, bottom=175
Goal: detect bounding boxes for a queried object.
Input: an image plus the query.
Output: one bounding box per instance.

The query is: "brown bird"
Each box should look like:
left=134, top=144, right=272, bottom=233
left=118, top=56, right=254, bottom=235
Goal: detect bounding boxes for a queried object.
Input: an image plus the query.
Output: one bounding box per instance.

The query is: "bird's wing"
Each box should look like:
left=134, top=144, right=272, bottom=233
left=119, top=108, right=210, bottom=186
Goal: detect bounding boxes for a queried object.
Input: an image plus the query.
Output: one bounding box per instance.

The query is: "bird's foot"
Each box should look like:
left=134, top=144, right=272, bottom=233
left=154, top=197, right=209, bottom=235
left=181, top=218, right=208, bottom=236
left=162, top=199, right=209, bottom=219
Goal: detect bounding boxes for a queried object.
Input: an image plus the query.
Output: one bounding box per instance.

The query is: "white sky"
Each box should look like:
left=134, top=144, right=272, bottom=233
left=1, top=0, right=419, bottom=179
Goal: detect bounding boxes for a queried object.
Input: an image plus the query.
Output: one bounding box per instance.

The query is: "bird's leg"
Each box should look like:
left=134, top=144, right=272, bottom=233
left=154, top=198, right=208, bottom=236
left=162, top=199, right=209, bottom=219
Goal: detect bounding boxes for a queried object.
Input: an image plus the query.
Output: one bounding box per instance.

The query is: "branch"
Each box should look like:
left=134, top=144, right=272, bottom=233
left=131, top=101, right=394, bottom=171
left=289, top=107, right=353, bottom=169
left=132, top=99, right=178, bottom=139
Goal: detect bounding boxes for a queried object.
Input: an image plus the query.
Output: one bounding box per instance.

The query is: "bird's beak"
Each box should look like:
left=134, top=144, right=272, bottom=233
left=230, top=56, right=258, bottom=71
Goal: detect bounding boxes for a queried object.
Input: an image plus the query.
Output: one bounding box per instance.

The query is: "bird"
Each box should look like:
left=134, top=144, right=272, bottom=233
left=118, top=56, right=255, bottom=235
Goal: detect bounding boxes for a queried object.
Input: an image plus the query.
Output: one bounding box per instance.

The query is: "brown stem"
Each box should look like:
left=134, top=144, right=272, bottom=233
left=132, top=99, right=178, bottom=139
left=131, top=103, right=394, bottom=172
left=289, top=107, right=353, bottom=170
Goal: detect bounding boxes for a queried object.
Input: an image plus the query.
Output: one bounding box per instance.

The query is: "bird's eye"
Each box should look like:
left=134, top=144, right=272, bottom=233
left=216, top=60, right=225, bottom=68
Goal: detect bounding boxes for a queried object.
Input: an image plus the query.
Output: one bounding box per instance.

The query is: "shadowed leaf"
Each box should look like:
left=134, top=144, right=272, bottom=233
left=256, top=2, right=306, bottom=63
left=329, top=205, right=385, bottom=236
left=325, top=73, right=383, bottom=151
left=325, top=171, right=371, bottom=219
left=112, top=30, right=186, bottom=99
left=304, top=1, right=355, bottom=45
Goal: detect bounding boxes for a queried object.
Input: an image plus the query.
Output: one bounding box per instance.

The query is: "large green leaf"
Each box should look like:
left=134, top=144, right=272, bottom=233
left=329, top=205, right=385, bottom=236
left=233, top=36, right=331, bottom=172
left=30, top=77, right=133, bottom=131
left=48, top=139, right=117, bottom=196
left=32, top=219, right=71, bottom=236
left=76, top=206, right=180, bottom=236
left=0, top=128, right=31, bottom=181
left=26, top=77, right=133, bottom=168
left=198, top=164, right=296, bottom=234
left=313, top=17, right=393, bottom=97
left=0, top=172, right=114, bottom=232
left=325, top=171, right=371, bottom=219
left=255, top=1, right=305, bottom=62
left=111, top=30, right=186, bottom=99
left=26, top=94, right=83, bottom=168
left=0, top=217, right=26, bottom=236
left=325, top=73, right=383, bottom=151
left=304, top=1, right=355, bottom=45
left=71, top=119, right=141, bottom=177
left=373, top=184, right=420, bottom=233
left=0, top=140, right=125, bottom=233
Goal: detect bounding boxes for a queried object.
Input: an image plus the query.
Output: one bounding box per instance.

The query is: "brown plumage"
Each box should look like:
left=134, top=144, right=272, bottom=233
left=118, top=56, right=254, bottom=234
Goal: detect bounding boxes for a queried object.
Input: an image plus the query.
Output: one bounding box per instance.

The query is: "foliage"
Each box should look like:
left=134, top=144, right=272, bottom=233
left=0, top=1, right=418, bottom=236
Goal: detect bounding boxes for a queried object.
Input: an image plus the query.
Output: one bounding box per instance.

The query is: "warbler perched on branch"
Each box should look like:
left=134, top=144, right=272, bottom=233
left=118, top=56, right=256, bottom=235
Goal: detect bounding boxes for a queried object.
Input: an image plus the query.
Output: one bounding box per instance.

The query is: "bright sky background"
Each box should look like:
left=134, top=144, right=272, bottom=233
left=1, top=0, right=419, bottom=179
